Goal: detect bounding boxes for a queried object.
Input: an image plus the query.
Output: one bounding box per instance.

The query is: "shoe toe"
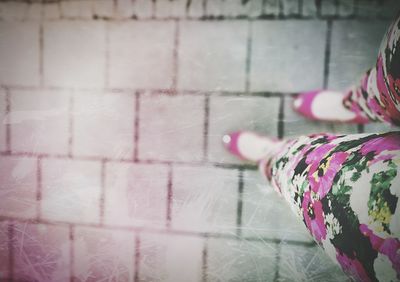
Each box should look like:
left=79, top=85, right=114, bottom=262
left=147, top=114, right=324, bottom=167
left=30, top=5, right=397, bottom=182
left=292, top=90, right=321, bottom=120
left=293, top=96, right=303, bottom=110
left=222, top=132, right=242, bottom=158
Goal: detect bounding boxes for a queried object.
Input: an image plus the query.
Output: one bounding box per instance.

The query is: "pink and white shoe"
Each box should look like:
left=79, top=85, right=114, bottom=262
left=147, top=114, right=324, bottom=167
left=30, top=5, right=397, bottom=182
left=222, top=131, right=283, bottom=162
left=293, top=90, right=370, bottom=124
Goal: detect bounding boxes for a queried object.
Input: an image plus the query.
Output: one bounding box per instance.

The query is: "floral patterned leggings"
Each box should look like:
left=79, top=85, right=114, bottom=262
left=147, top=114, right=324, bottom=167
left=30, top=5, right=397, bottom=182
left=260, top=14, right=400, bottom=282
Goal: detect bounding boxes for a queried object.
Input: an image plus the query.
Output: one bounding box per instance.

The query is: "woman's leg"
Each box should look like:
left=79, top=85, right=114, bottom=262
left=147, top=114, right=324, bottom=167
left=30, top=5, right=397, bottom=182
left=294, top=12, right=400, bottom=126
left=342, top=13, right=400, bottom=126
left=258, top=131, right=400, bottom=281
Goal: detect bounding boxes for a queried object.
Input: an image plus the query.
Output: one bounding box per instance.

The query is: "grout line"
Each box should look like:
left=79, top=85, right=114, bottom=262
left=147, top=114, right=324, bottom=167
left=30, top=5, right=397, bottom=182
left=104, top=21, right=110, bottom=89
left=0, top=150, right=261, bottom=170
left=166, top=165, right=173, bottom=228
left=36, top=157, right=42, bottom=221
left=68, top=92, right=74, bottom=158
left=39, top=0, right=45, bottom=20
left=0, top=215, right=316, bottom=247
left=299, top=0, right=304, bottom=15
left=58, top=1, right=65, bottom=20
left=8, top=221, right=14, bottom=281
left=5, top=87, right=11, bottom=153
left=277, top=96, right=285, bottom=139
left=261, top=0, right=266, bottom=15
left=376, top=0, right=386, bottom=20
left=202, top=0, right=207, bottom=17
left=69, top=225, right=74, bottom=282
left=112, top=0, right=117, bottom=17
left=151, top=0, right=156, bottom=19
left=354, top=0, right=359, bottom=16
left=185, top=0, right=191, bottom=15
left=39, top=22, right=44, bottom=87
left=0, top=84, right=314, bottom=97
left=172, top=20, right=180, bottom=91
left=245, top=20, right=252, bottom=93
left=236, top=169, right=244, bottom=237
left=323, top=19, right=333, bottom=89
left=202, top=94, right=210, bottom=161
left=356, top=0, right=383, bottom=19
left=273, top=242, right=282, bottom=282
left=335, top=0, right=340, bottom=16
left=99, top=160, right=106, bottom=226
left=130, top=0, right=136, bottom=19
left=133, top=91, right=141, bottom=162
left=328, top=122, right=335, bottom=135
left=348, top=0, right=357, bottom=18
left=0, top=10, right=391, bottom=21
left=297, top=0, right=302, bottom=15
left=316, top=0, right=322, bottom=17
left=277, top=0, right=282, bottom=17
left=134, top=233, right=141, bottom=282
left=201, top=236, right=208, bottom=282
left=90, top=0, right=95, bottom=17
left=357, top=124, right=365, bottom=134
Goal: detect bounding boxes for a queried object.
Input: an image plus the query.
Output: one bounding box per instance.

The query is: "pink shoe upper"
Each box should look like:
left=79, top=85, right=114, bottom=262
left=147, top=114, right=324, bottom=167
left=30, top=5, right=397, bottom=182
left=293, top=90, right=370, bottom=124
left=222, top=131, right=281, bottom=162
left=223, top=131, right=245, bottom=160
left=293, top=90, right=321, bottom=121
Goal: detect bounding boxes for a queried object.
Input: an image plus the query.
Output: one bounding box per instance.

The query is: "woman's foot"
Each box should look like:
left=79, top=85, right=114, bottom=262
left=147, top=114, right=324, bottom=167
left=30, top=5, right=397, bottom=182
left=293, top=90, right=370, bottom=124
left=222, top=131, right=283, bottom=162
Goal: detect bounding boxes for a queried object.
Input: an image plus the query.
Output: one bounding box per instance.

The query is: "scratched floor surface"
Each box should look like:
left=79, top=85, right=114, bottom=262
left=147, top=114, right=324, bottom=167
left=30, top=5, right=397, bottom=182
left=0, top=0, right=398, bottom=281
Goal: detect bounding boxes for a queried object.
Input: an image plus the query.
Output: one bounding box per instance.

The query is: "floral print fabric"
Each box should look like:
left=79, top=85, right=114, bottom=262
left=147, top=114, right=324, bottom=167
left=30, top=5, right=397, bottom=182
left=257, top=11, right=400, bottom=282
left=343, top=13, right=400, bottom=126
left=262, top=132, right=400, bottom=281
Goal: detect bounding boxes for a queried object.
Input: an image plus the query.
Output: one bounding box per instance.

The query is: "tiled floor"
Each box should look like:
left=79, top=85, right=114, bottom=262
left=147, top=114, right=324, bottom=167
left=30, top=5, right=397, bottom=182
left=0, top=0, right=398, bottom=281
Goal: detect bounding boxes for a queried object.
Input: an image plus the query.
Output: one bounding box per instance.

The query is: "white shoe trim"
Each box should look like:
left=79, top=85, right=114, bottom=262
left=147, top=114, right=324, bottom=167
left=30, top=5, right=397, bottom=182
left=311, top=91, right=356, bottom=121
left=237, top=132, right=280, bottom=162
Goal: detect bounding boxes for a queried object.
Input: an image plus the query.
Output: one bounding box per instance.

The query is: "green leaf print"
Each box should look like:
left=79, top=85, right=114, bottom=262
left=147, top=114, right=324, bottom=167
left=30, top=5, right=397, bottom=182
left=368, top=161, right=398, bottom=234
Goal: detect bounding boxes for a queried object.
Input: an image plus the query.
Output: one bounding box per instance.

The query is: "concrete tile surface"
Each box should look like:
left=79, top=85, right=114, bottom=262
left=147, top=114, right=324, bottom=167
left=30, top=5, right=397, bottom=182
left=138, top=93, right=205, bottom=162
left=44, top=21, right=106, bottom=88
left=178, top=21, right=248, bottom=91
left=0, top=0, right=395, bottom=281
left=139, top=232, right=204, bottom=281
left=10, top=89, right=70, bottom=155
left=41, top=159, right=102, bottom=224
left=278, top=243, right=348, bottom=282
left=72, top=92, right=134, bottom=159
left=104, top=162, right=169, bottom=228
left=328, top=20, right=389, bottom=90
left=0, top=221, right=9, bottom=280
left=109, top=21, right=175, bottom=89
left=0, top=22, right=40, bottom=86
left=241, top=170, right=312, bottom=242
left=250, top=20, right=327, bottom=92
left=0, top=156, right=37, bottom=219
left=206, top=237, right=277, bottom=282
left=73, top=227, right=135, bottom=281
left=0, top=89, right=6, bottom=152
left=12, top=222, right=70, bottom=282
left=208, top=95, right=280, bottom=164
left=171, top=166, right=239, bottom=233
